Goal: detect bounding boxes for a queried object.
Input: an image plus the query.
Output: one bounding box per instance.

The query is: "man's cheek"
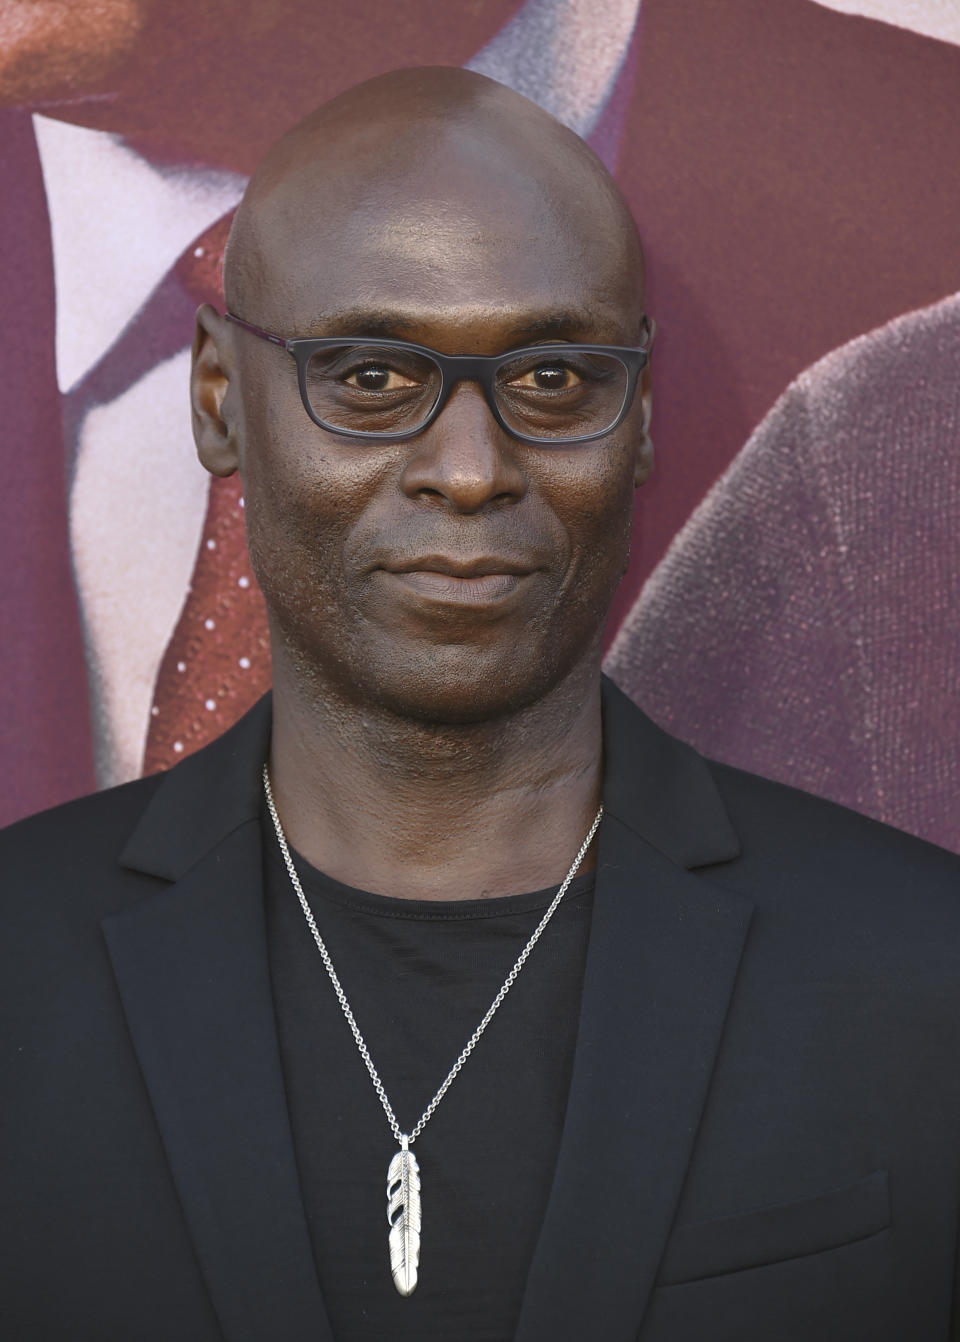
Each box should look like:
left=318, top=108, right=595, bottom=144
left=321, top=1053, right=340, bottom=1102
left=573, top=503, right=633, bottom=595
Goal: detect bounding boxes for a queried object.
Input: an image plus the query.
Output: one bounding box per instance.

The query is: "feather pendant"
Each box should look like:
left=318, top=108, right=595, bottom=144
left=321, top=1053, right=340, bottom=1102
left=387, top=1142, right=422, bottom=1296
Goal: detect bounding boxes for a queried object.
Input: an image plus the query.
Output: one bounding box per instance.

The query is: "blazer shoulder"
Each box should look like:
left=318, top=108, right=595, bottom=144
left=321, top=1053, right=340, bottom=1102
left=708, top=754, right=960, bottom=894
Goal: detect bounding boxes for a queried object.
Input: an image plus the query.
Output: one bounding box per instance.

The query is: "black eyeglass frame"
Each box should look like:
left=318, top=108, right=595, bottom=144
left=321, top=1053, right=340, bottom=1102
left=225, top=312, right=655, bottom=445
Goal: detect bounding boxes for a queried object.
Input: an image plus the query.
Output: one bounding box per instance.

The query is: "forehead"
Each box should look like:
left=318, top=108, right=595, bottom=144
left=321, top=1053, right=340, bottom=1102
left=247, top=133, right=643, bottom=348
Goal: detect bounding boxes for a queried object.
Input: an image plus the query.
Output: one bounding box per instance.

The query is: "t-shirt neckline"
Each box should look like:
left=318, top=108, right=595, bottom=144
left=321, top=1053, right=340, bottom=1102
left=263, top=820, right=596, bottom=923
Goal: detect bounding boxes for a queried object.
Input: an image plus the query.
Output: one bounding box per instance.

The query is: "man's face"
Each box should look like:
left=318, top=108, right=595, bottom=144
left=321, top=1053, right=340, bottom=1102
left=215, top=128, right=651, bottom=724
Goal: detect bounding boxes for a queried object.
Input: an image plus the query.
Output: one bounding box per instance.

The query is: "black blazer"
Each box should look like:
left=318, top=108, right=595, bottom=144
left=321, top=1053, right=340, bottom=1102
left=3, top=677, right=960, bottom=1341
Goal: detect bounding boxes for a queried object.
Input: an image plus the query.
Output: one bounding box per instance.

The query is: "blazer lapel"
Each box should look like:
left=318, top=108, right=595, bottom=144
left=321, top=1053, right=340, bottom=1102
left=515, top=680, right=754, bottom=1342
left=103, top=699, right=334, bottom=1342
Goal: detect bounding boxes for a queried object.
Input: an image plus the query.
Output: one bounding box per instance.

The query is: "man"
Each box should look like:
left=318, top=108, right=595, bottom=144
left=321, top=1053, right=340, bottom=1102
left=3, top=66, right=960, bottom=1342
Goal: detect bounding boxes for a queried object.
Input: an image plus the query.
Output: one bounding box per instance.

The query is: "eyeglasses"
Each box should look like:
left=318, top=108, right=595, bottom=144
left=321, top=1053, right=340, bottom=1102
left=225, top=312, right=654, bottom=446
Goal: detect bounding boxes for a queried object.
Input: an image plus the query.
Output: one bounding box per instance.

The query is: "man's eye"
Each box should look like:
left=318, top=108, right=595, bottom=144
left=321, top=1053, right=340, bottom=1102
left=510, top=364, right=582, bottom=391
left=345, top=365, right=419, bottom=392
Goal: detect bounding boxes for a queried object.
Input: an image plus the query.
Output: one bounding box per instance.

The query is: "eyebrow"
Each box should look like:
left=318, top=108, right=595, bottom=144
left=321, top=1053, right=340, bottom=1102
left=305, top=307, right=616, bottom=347
left=506, top=312, right=613, bottom=344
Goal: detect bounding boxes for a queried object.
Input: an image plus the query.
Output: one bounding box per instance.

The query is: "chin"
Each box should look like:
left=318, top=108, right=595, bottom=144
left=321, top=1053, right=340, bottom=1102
left=353, top=640, right=582, bottom=728
left=378, top=684, right=527, bottom=727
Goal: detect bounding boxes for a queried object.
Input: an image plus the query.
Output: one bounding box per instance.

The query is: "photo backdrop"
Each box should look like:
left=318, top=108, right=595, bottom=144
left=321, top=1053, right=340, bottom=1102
left=2, top=0, right=959, bottom=849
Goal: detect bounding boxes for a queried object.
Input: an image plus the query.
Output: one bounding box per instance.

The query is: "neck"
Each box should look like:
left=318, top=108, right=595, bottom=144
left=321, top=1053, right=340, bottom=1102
left=267, top=658, right=605, bottom=902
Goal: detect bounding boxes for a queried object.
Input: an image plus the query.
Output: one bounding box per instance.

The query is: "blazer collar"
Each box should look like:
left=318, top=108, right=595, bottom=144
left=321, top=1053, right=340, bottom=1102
left=119, top=692, right=272, bottom=880
left=599, top=674, right=740, bottom=868
left=120, top=675, right=739, bottom=883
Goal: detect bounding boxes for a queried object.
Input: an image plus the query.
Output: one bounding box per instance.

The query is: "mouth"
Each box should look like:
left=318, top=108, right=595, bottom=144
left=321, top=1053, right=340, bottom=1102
left=380, top=556, right=536, bottom=607
left=386, top=555, right=534, bottom=578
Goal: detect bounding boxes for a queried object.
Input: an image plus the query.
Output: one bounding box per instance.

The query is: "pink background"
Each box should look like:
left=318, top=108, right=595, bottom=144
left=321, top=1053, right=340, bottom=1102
left=2, top=0, right=959, bottom=848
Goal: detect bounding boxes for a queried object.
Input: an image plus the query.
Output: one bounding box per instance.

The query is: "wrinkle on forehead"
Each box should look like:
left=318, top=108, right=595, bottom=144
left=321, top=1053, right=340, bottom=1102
left=224, top=66, right=644, bottom=328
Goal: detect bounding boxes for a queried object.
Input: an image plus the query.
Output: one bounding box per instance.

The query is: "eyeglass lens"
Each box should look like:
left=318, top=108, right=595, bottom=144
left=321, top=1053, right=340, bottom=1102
left=302, top=345, right=630, bottom=439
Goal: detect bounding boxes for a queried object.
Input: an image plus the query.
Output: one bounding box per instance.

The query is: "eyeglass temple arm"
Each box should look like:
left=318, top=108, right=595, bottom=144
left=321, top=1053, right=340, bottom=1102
left=224, top=313, right=291, bottom=349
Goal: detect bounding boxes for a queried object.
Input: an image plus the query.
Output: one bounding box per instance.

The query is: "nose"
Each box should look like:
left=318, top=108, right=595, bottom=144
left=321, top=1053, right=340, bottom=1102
left=398, top=381, right=527, bottom=513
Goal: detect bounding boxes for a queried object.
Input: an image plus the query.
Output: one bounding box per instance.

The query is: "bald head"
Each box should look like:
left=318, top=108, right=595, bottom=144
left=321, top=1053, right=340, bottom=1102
left=224, top=66, right=644, bottom=338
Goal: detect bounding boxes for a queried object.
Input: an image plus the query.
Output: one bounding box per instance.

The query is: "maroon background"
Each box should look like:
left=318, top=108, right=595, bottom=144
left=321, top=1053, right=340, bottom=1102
left=613, top=0, right=960, bottom=630
left=2, top=0, right=960, bottom=834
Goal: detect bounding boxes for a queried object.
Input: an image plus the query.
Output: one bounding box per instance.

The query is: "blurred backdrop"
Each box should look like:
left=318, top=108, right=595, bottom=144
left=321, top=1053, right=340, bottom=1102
left=2, top=0, right=958, bottom=849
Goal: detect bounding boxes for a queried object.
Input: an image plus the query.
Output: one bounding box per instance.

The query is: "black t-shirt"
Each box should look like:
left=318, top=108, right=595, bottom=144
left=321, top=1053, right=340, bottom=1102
left=263, top=818, right=595, bottom=1342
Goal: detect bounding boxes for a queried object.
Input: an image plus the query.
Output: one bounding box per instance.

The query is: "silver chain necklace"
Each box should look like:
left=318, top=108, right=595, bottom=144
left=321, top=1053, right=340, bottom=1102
left=262, top=764, right=602, bottom=1297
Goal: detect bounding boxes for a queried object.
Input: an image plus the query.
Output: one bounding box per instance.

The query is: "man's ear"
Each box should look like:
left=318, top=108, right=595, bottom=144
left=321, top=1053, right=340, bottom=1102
left=191, top=304, right=240, bottom=477
left=634, top=363, right=653, bottom=487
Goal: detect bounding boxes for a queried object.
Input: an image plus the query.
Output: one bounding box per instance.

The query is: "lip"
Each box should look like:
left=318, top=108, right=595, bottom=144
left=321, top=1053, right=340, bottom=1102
left=378, top=556, right=536, bottom=608
left=384, top=555, right=535, bottom=578
left=386, top=569, right=530, bottom=605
